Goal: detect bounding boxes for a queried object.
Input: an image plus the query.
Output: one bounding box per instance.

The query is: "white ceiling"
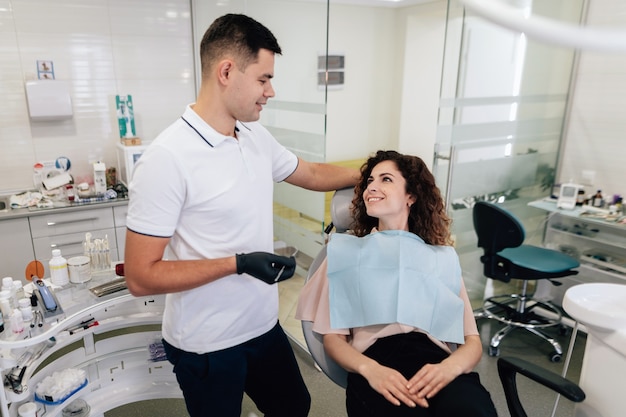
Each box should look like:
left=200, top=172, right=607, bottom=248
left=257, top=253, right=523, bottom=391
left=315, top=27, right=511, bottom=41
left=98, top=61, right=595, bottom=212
left=332, top=0, right=436, bottom=6
left=290, top=0, right=438, bottom=8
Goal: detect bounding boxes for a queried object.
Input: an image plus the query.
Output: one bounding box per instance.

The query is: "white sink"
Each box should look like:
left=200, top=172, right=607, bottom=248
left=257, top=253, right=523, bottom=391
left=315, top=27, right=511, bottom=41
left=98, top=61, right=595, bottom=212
left=564, top=283, right=626, bottom=417
left=563, top=283, right=626, bottom=331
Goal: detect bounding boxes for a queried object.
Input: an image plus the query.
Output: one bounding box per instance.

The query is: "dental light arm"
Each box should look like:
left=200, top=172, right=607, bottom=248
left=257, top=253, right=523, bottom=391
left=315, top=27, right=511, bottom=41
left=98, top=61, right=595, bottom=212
left=460, top=0, right=626, bottom=54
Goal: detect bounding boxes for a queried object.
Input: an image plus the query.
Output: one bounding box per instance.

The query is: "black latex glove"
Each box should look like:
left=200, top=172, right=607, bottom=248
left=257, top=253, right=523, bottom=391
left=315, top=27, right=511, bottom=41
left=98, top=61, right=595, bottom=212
left=236, top=252, right=296, bottom=284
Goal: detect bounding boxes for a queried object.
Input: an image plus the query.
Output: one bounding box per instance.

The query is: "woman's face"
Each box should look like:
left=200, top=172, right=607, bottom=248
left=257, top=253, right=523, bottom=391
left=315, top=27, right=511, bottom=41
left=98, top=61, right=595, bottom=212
left=363, top=160, right=416, bottom=231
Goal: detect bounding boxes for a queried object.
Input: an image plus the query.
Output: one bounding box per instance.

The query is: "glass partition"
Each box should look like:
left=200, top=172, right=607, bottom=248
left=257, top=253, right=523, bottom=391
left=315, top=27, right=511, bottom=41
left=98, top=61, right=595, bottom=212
left=435, top=0, right=585, bottom=303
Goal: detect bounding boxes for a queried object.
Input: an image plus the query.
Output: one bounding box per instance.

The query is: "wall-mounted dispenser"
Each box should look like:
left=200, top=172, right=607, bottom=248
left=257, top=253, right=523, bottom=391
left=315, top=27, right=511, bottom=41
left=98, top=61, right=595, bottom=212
left=25, top=80, right=73, bottom=121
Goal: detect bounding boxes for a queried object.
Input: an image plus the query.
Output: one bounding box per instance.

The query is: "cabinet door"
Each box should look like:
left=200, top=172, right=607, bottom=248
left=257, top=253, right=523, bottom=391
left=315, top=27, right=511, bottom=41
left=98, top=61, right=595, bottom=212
left=0, top=218, right=35, bottom=282
left=113, top=205, right=127, bottom=261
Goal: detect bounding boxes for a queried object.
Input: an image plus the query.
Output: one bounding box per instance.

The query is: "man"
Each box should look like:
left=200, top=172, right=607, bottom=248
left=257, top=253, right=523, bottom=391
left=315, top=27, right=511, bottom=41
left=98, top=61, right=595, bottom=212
left=124, top=13, right=359, bottom=417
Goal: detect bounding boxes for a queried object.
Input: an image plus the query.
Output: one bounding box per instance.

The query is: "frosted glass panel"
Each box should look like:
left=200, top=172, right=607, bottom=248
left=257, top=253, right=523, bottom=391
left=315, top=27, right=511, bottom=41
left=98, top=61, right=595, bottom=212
left=436, top=0, right=585, bottom=302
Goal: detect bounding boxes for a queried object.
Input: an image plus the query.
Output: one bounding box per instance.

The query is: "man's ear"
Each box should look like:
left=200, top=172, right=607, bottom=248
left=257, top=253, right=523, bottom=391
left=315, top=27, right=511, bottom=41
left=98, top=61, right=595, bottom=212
left=217, top=60, right=234, bottom=84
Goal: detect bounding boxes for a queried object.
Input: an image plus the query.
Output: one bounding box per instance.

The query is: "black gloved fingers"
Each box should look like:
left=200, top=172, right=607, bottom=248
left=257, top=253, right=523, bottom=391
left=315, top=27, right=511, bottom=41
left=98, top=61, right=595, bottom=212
left=236, top=252, right=296, bottom=284
left=273, top=256, right=296, bottom=283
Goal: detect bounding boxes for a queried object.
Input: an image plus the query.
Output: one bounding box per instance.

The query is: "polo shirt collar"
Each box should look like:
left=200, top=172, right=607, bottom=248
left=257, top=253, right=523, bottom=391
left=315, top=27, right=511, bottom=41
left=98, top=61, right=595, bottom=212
left=181, top=104, right=242, bottom=147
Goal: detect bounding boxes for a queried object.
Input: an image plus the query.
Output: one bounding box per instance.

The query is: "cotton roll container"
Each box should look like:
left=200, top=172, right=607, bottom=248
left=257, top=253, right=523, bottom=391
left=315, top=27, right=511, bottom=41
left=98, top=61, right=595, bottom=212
left=68, top=256, right=91, bottom=284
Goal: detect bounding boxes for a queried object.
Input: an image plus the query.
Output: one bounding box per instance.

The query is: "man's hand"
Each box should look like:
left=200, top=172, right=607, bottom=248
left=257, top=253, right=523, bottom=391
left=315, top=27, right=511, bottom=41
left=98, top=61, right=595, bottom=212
left=236, top=252, right=296, bottom=284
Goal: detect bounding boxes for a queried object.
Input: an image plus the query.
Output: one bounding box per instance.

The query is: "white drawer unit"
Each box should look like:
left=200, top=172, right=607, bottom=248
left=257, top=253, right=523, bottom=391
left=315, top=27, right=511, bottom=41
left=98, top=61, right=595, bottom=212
left=29, top=207, right=119, bottom=278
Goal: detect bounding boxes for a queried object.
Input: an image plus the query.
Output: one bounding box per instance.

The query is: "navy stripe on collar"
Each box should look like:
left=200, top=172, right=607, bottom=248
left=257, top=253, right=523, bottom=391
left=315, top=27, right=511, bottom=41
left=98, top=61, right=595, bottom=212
left=180, top=116, right=214, bottom=148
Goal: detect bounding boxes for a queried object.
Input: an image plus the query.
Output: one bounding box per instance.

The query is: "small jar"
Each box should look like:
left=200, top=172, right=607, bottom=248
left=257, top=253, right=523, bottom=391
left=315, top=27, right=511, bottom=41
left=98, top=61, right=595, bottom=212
left=18, top=298, right=33, bottom=322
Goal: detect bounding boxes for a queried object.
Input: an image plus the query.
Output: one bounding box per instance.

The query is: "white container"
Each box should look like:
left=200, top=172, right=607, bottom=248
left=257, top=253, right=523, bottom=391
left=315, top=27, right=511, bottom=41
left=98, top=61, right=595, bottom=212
left=49, top=249, right=69, bottom=286
left=13, top=280, right=24, bottom=302
left=116, top=143, right=147, bottom=186
left=18, top=401, right=38, bottom=417
left=68, top=256, right=91, bottom=284
left=18, top=298, right=33, bottom=321
left=0, top=290, right=13, bottom=318
left=93, top=161, right=107, bottom=194
left=10, top=308, right=24, bottom=334
left=2, top=277, right=14, bottom=302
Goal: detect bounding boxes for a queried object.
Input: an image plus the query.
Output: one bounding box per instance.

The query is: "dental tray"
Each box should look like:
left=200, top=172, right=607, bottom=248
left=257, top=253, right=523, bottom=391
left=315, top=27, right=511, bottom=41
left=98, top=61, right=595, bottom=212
left=89, top=277, right=127, bottom=297
left=35, top=378, right=88, bottom=405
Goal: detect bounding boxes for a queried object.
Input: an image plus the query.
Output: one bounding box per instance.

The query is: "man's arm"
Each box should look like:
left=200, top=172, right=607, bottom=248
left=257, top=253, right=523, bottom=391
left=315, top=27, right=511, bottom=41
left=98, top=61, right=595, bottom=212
left=124, top=229, right=237, bottom=296
left=284, top=158, right=360, bottom=191
left=123, top=230, right=297, bottom=296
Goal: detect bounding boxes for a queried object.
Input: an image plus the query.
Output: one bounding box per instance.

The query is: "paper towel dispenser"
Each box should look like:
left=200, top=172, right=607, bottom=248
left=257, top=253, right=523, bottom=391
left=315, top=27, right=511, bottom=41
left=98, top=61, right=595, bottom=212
left=25, top=80, right=73, bottom=121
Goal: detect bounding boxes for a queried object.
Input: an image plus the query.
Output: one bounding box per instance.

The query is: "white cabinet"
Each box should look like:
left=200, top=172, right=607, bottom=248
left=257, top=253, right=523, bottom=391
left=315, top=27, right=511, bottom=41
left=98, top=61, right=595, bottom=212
left=530, top=201, right=626, bottom=307
left=113, top=205, right=127, bottom=261
left=29, top=207, right=119, bottom=278
left=0, top=218, right=35, bottom=282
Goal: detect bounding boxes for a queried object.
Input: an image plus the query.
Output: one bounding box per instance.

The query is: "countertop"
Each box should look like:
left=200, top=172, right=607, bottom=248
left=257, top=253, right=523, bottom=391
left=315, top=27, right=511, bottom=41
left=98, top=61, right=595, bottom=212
left=0, top=197, right=129, bottom=221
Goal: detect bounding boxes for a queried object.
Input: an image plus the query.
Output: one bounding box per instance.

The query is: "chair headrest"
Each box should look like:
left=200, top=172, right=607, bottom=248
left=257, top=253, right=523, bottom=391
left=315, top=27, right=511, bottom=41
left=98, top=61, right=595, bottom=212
left=330, top=187, right=355, bottom=233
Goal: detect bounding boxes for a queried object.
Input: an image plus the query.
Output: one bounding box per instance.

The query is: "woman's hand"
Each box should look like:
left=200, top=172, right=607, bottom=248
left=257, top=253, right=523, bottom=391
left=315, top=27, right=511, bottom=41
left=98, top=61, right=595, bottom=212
left=406, top=361, right=461, bottom=401
left=406, top=334, right=483, bottom=400
left=324, top=333, right=428, bottom=408
left=360, top=361, right=429, bottom=408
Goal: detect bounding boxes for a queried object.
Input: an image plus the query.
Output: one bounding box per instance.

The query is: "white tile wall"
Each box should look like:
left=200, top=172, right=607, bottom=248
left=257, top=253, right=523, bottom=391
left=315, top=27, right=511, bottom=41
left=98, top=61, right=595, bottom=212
left=0, top=0, right=195, bottom=192
left=558, top=0, right=626, bottom=200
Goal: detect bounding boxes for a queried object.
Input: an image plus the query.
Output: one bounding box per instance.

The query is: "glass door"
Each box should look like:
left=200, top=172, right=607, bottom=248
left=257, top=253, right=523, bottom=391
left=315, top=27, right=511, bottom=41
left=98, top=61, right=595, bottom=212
left=434, top=0, right=585, bottom=303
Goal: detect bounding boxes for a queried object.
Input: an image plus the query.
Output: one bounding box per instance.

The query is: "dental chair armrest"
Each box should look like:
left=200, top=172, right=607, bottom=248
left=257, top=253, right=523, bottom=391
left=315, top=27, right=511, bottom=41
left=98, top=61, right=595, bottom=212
left=497, top=356, right=585, bottom=417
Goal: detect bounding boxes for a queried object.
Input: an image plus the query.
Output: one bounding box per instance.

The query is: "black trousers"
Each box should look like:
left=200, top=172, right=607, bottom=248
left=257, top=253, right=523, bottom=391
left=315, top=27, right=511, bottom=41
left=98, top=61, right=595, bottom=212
left=346, top=332, right=498, bottom=417
left=163, top=322, right=310, bottom=417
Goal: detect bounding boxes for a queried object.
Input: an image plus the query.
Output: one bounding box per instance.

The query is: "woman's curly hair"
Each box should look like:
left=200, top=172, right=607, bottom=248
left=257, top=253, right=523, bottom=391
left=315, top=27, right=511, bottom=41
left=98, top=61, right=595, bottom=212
left=351, top=150, right=452, bottom=246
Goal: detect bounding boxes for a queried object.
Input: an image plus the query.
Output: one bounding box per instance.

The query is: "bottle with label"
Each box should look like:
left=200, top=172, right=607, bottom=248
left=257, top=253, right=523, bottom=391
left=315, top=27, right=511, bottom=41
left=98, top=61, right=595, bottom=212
left=49, top=249, right=70, bottom=287
left=592, top=190, right=604, bottom=208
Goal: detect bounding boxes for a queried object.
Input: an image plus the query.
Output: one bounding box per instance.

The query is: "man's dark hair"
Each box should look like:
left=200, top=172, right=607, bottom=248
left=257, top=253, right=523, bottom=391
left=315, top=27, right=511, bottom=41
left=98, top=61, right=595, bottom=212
left=200, top=14, right=282, bottom=77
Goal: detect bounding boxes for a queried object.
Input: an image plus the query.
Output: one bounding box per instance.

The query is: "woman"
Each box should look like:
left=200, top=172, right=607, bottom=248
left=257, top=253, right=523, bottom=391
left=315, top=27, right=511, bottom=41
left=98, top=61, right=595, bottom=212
left=296, top=150, right=497, bottom=416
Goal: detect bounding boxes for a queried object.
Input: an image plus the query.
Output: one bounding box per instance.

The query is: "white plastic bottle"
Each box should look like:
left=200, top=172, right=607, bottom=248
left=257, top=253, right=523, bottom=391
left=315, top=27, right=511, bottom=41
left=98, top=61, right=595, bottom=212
left=49, top=249, right=70, bottom=286
left=0, top=290, right=13, bottom=318
left=10, top=308, right=24, bottom=334
left=1, top=277, right=15, bottom=304
left=13, top=280, right=24, bottom=304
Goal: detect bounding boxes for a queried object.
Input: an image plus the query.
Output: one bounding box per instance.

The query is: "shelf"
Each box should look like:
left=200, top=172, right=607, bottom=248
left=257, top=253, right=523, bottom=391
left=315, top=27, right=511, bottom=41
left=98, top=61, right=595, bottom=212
left=548, top=226, right=626, bottom=251
left=531, top=199, right=626, bottom=311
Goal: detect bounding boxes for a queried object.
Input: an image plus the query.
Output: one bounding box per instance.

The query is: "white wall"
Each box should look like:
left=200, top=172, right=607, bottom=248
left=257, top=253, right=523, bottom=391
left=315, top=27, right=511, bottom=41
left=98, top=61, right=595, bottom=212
left=396, top=1, right=447, bottom=167
left=0, top=0, right=195, bottom=192
left=2, top=0, right=625, bottom=202
left=558, top=0, right=626, bottom=201
left=325, top=3, right=398, bottom=162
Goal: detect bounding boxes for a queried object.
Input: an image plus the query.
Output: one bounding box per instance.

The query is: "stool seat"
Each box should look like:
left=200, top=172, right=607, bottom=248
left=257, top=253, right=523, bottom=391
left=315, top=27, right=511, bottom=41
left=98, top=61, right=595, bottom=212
left=499, top=246, right=580, bottom=274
